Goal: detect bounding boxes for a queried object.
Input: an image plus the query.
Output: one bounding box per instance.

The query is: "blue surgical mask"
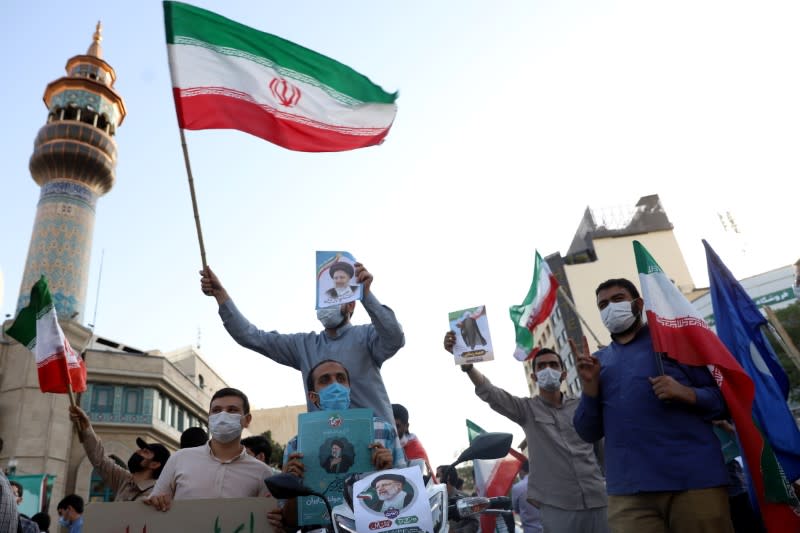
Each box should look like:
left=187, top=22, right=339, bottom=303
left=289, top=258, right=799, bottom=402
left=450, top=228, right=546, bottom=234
left=316, top=382, right=351, bottom=410
left=59, top=517, right=71, bottom=527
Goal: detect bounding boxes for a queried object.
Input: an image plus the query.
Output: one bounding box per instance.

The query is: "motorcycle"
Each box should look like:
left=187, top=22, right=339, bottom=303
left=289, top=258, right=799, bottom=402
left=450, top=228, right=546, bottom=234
left=266, top=431, right=514, bottom=533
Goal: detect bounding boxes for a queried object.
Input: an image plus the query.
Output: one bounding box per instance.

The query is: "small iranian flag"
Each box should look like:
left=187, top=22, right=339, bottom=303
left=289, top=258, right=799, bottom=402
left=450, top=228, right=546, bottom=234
left=6, top=276, right=87, bottom=394
left=467, top=420, right=524, bottom=533
left=163, top=1, right=398, bottom=152
left=635, top=241, right=800, bottom=532
left=509, top=251, right=559, bottom=361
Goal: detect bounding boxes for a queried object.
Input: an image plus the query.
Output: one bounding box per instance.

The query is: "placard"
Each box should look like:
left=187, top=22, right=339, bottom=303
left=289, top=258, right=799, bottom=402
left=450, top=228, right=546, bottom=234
left=83, top=497, right=276, bottom=533
left=316, top=251, right=363, bottom=309
left=297, top=408, right=375, bottom=526
left=448, top=305, right=494, bottom=364
left=353, top=466, right=433, bottom=533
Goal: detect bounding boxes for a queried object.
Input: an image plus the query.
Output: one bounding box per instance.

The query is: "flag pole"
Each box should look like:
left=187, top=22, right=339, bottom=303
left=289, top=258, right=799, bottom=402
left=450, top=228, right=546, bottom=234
left=60, top=356, right=84, bottom=443
left=557, top=286, right=603, bottom=346
left=763, top=306, right=800, bottom=372
left=179, top=128, right=208, bottom=270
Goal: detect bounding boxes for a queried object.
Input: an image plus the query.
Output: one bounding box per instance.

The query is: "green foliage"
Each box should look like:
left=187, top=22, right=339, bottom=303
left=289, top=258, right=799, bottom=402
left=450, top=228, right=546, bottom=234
left=765, top=302, right=800, bottom=402
left=456, top=464, right=475, bottom=494
left=260, top=430, right=285, bottom=467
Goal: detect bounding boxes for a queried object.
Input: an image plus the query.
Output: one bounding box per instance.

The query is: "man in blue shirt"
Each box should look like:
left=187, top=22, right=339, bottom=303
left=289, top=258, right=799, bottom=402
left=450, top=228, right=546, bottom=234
left=573, top=278, right=733, bottom=533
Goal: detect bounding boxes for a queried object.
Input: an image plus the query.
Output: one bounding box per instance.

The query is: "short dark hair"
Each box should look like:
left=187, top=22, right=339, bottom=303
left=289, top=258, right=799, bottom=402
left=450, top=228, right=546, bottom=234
left=31, top=512, right=51, bottom=531
left=595, top=278, right=640, bottom=300
left=241, top=435, right=272, bottom=461
left=392, top=403, right=409, bottom=424
left=436, top=464, right=459, bottom=486
left=9, top=480, right=22, bottom=496
left=306, top=359, right=350, bottom=393
left=210, top=387, right=250, bottom=414
left=180, top=427, right=208, bottom=449
left=57, top=494, right=84, bottom=514
left=532, top=348, right=563, bottom=370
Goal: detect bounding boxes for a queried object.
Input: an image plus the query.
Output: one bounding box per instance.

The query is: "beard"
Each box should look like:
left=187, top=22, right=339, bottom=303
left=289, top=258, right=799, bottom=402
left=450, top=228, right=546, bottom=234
left=127, top=453, right=146, bottom=473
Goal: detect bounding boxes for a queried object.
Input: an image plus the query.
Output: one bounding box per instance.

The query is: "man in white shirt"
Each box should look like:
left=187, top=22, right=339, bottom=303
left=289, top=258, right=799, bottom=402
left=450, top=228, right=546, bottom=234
left=144, top=387, right=273, bottom=511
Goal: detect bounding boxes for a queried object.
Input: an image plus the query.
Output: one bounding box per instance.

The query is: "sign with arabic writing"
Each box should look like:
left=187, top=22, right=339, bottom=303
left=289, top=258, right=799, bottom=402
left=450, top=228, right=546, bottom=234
left=83, top=497, right=276, bottom=533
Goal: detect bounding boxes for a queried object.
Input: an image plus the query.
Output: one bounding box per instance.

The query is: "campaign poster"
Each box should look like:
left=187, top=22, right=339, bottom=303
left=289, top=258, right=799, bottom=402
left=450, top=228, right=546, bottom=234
left=353, top=466, right=433, bottom=533
left=297, top=408, right=375, bottom=526
left=448, top=305, right=494, bottom=364
left=316, top=251, right=362, bottom=309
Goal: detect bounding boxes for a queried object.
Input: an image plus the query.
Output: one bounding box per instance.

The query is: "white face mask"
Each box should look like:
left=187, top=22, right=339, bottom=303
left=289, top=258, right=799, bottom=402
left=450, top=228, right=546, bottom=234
left=317, top=306, right=345, bottom=329
left=208, top=411, right=243, bottom=443
left=600, top=301, right=638, bottom=334
left=536, top=367, right=562, bottom=391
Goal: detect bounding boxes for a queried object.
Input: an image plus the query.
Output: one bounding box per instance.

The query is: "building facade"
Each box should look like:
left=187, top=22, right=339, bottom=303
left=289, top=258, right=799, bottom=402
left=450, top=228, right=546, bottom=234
left=0, top=25, right=234, bottom=515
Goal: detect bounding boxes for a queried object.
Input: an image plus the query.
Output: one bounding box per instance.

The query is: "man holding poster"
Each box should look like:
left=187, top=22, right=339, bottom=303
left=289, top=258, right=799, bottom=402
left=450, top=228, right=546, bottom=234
left=276, top=359, right=404, bottom=530
left=200, top=260, right=404, bottom=429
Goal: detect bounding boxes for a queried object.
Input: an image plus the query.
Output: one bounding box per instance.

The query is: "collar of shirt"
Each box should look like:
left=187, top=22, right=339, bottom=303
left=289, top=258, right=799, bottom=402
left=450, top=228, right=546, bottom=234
left=205, top=441, right=248, bottom=464
left=325, top=322, right=353, bottom=338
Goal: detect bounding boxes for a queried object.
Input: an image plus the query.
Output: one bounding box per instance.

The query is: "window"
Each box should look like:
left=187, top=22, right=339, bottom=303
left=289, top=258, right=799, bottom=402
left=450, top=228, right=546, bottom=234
left=123, top=388, right=143, bottom=415
left=91, top=385, right=114, bottom=413
left=177, top=409, right=185, bottom=432
left=170, top=403, right=177, bottom=428
left=89, top=455, right=126, bottom=502
left=198, top=374, right=205, bottom=389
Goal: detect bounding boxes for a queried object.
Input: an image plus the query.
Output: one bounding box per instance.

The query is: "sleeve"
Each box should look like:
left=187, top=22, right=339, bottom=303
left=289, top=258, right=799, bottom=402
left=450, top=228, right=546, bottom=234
left=474, top=377, right=528, bottom=425
left=377, top=420, right=406, bottom=468
left=80, top=425, right=133, bottom=492
left=682, top=363, right=728, bottom=419
left=361, top=292, right=406, bottom=365
left=573, top=394, right=605, bottom=443
left=219, top=299, right=303, bottom=369
left=148, top=453, right=178, bottom=498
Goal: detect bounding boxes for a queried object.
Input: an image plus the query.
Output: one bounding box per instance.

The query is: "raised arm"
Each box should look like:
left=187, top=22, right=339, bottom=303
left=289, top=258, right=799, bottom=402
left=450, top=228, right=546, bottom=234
left=202, top=266, right=304, bottom=368
left=571, top=336, right=605, bottom=443
left=69, top=406, right=133, bottom=490
left=357, top=263, right=405, bottom=363
left=443, top=331, right=526, bottom=424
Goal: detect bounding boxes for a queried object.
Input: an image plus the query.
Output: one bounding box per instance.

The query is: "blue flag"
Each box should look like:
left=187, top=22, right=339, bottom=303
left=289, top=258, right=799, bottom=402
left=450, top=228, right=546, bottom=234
left=704, top=239, right=800, bottom=482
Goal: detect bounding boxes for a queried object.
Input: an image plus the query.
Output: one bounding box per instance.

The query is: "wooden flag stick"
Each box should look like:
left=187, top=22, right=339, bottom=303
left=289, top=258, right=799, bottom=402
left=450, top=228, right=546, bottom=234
left=557, top=285, right=603, bottom=346
left=179, top=128, right=208, bottom=270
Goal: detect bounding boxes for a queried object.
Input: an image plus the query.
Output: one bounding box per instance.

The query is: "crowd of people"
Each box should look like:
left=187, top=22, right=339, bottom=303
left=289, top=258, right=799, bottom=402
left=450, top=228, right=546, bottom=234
left=0, top=264, right=784, bottom=533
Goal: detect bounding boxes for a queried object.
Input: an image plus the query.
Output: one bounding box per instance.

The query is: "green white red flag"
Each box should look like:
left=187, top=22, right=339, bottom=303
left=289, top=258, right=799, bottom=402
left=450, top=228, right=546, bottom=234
left=467, top=419, right=525, bottom=533
left=509, top=251, right=559, bottom=361
left=163, top=1, right=398, bottom=152
left=5, top=276, right=86, bottom=394
left=634, top=240, right=800, bottom=532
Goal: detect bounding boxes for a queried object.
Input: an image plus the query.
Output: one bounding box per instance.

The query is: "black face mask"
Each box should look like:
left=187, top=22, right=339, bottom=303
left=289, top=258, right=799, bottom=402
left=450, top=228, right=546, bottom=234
left=128, top=452, right=146, bottom=473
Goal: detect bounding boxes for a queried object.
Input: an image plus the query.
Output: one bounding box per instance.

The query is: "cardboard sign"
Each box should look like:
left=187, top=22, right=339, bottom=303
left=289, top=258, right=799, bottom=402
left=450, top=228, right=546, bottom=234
left=83, top=497, right=276, bottom=533
left=316, top=251, right=363, bottom=309
left=449, top=305, right=494, bottom=364
left=297, top=408, right=375, bottom=526
left=353, top=466, right=433, bottom=533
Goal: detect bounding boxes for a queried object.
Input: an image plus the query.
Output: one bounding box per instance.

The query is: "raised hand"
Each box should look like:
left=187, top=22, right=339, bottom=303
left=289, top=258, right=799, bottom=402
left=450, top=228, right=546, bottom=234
left=354, top=262, right=373, bottom=298
left=570, top=336, right=601, bottom=397
left=199, top=266, right=230, bottom=305
left=282, top=451, right=305, bottom=478
left=443, top=331, right=456, bottom=354
left=369, top=443, right=393, bottom=470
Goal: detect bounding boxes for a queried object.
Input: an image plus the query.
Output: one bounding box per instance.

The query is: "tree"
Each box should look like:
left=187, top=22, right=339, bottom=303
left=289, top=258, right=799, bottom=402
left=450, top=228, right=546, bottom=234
left=765, top=302, right=800, bottom=402
left=260, top=430, right=286, bottom=467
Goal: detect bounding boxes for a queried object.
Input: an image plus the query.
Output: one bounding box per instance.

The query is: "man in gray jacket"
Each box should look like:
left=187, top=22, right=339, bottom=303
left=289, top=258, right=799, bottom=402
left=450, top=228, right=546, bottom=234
left=200, top=263, right=404, bottom=427
left=445, top=333, right=608, bottom=533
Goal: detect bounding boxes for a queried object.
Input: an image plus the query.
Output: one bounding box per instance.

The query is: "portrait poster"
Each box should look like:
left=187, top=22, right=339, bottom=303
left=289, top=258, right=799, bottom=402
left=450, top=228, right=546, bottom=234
left=353, top=466, right=433, bottom=533
left=83, top=497, right=276, bottom=533
left=448, top=305, right=494, bottom=364
left=297, top=408, right=375, bottom=526
left=316, top=251, right=363, bottom=309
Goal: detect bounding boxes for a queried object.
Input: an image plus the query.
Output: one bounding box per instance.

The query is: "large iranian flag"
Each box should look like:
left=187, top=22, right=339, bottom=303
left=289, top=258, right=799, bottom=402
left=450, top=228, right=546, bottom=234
left=163, top=1, right=398, bottom=152
left=5, top=276, right=86, bottom=394
left=635, top=241, right=800, bottom=532
left=509, top=251, right=559, bottom=361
